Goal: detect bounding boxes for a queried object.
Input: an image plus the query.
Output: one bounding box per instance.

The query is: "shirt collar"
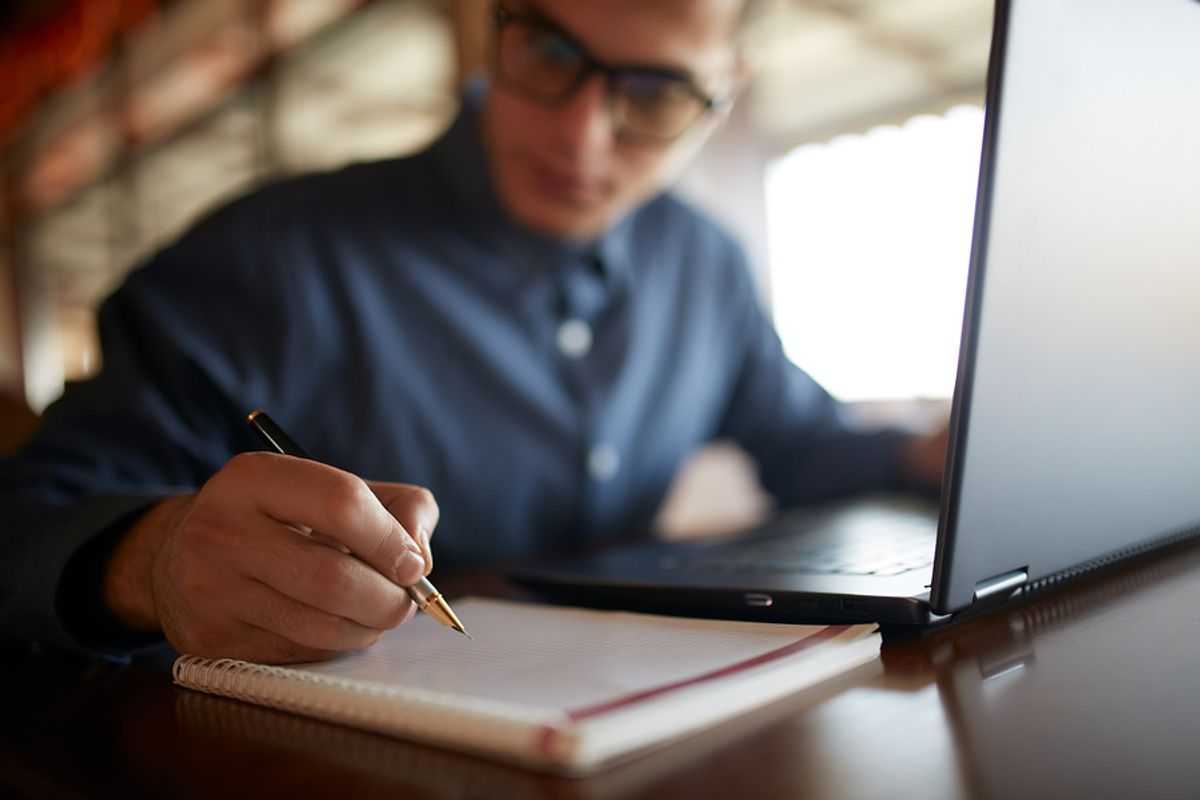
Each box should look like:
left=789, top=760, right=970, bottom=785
left=430, top=79, right=637, bottom=288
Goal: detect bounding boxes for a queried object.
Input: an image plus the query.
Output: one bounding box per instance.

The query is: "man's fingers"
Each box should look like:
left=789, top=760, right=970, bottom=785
left=218, top=453, right=423, bottom=585
left=234, top=579, right=385, bottom=653
left=246, top=529, right=419, bottom=630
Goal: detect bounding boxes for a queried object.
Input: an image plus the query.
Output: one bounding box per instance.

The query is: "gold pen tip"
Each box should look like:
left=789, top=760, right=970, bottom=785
left=423, top=593, right=469, bottom=638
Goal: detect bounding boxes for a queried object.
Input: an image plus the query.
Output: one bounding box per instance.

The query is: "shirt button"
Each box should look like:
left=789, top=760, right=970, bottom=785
left=557, top=318, right=593, bottom=358
left=588, top=443, right=621, bottom=482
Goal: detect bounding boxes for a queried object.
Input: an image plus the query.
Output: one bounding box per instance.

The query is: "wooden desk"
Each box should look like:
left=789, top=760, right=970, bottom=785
left=4, top=545, right=1200, bottom=799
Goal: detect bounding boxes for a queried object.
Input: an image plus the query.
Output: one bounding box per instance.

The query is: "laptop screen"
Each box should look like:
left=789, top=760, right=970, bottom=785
left=934, top=0, right=1200, bottom=611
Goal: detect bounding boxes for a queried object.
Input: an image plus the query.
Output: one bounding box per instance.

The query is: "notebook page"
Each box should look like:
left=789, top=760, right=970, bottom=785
left=294, top=598, right=846, bottom=713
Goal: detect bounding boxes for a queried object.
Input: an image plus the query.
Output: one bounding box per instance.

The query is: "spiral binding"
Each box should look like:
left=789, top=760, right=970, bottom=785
left=172, top=654, right=574, bottom=765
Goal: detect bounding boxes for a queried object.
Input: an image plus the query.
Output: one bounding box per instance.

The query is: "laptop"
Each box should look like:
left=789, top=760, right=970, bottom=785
left=512, top=0, right=1200, bottom=627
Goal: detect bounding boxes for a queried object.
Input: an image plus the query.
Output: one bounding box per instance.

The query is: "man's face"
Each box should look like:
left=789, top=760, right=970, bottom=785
left=481, top=0, right=744, bottom=240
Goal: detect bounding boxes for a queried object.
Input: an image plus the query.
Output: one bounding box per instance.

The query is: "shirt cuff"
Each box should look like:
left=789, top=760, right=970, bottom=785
left=2, top=494, right=172, bottom=662
left=57, top=501, right=173, bottom=660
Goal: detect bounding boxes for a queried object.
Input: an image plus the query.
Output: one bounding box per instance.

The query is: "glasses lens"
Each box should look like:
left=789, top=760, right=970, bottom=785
left=613, top=72, right=708, bottom=141
left=496, top=19, right=587, bottom=101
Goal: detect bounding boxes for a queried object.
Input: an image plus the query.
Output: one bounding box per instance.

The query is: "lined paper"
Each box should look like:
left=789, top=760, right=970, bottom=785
left=295, top=598, right=849, bottom=711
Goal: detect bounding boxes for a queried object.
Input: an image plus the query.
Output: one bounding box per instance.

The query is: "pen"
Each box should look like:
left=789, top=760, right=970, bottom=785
left=246, top=409, right=470, bottom=638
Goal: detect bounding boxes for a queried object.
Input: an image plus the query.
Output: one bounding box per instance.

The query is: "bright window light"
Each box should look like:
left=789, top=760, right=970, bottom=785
left=765, top=105, right=984, bottom=402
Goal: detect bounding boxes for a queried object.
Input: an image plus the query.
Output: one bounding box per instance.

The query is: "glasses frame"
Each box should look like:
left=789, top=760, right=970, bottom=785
left=489, top=5, right=732, bottom=143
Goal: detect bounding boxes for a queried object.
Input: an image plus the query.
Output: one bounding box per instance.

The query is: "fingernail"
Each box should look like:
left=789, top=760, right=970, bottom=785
left=418, top=527, right=433, bottom=573
left=399, top=549, right=425, bottom=580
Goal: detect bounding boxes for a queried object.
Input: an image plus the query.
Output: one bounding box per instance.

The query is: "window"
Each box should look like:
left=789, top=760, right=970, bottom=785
left=765, top=105, right=984, bottom=402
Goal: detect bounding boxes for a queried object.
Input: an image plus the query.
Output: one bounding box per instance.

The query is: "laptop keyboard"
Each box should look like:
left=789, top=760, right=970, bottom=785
left=663, top=506, right=937, bottom=578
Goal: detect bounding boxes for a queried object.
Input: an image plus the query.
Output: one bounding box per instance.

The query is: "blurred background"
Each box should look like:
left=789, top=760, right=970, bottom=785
left=0, top=0, right=993, bottom=529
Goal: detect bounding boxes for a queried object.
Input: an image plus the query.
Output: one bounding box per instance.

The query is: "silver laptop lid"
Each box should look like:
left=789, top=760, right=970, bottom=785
left=933, top=0, right=1200, bottom=612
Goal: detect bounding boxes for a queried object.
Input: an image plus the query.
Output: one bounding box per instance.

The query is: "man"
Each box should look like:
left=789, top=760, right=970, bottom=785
left=0, top=0, right=945, bottom=665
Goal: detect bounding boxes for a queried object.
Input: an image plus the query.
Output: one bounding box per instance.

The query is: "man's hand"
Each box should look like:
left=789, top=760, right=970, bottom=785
left=102, top=452, right=439, bottom=663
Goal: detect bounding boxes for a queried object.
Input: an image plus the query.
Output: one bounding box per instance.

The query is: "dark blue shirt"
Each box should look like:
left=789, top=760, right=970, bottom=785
left=0, top=86, right=906, bottom=657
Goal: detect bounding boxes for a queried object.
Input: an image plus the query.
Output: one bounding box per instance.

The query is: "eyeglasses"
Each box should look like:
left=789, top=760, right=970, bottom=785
left=489, top=5, right=732, bottom=143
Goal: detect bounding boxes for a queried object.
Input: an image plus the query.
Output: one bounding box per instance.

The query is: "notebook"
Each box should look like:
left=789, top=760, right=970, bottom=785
left=512, top=0, right=1200, bottom=627
left=172, top=598, right=879, bottom=775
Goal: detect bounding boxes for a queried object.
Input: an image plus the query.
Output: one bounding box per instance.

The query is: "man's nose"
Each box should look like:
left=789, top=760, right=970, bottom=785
left=552, top=73, right=616, bottom=157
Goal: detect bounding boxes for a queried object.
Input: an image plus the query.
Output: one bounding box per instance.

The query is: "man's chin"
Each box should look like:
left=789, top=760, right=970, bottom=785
left=508, top=202, right=609, bottom=241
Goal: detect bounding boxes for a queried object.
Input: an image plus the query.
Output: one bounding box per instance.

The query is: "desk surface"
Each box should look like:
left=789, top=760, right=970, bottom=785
left=4, top=541, right=1200, bottom=800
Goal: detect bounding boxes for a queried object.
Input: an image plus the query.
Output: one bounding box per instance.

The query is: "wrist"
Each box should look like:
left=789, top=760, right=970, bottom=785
left=102, top=494, right=191, bottom=631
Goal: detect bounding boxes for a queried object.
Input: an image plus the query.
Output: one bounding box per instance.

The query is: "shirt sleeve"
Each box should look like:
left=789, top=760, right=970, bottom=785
left=0, top=493, right=170, bottom=661
left=715, top=249, right=910, bottom=506
left=0, top=202, right=290, bottom=660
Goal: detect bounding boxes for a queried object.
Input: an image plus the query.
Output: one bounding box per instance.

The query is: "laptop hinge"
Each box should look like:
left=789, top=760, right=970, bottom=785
left=973, top=567, right=1029, bottom=603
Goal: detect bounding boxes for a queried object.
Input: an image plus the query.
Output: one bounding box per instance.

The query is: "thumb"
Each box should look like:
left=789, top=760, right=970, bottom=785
left=368, top=482, right=440, bottom=575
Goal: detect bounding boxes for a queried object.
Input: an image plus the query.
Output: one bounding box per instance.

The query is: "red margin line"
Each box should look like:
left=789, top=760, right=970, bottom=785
left=567, top=625, right=851, bottom=721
